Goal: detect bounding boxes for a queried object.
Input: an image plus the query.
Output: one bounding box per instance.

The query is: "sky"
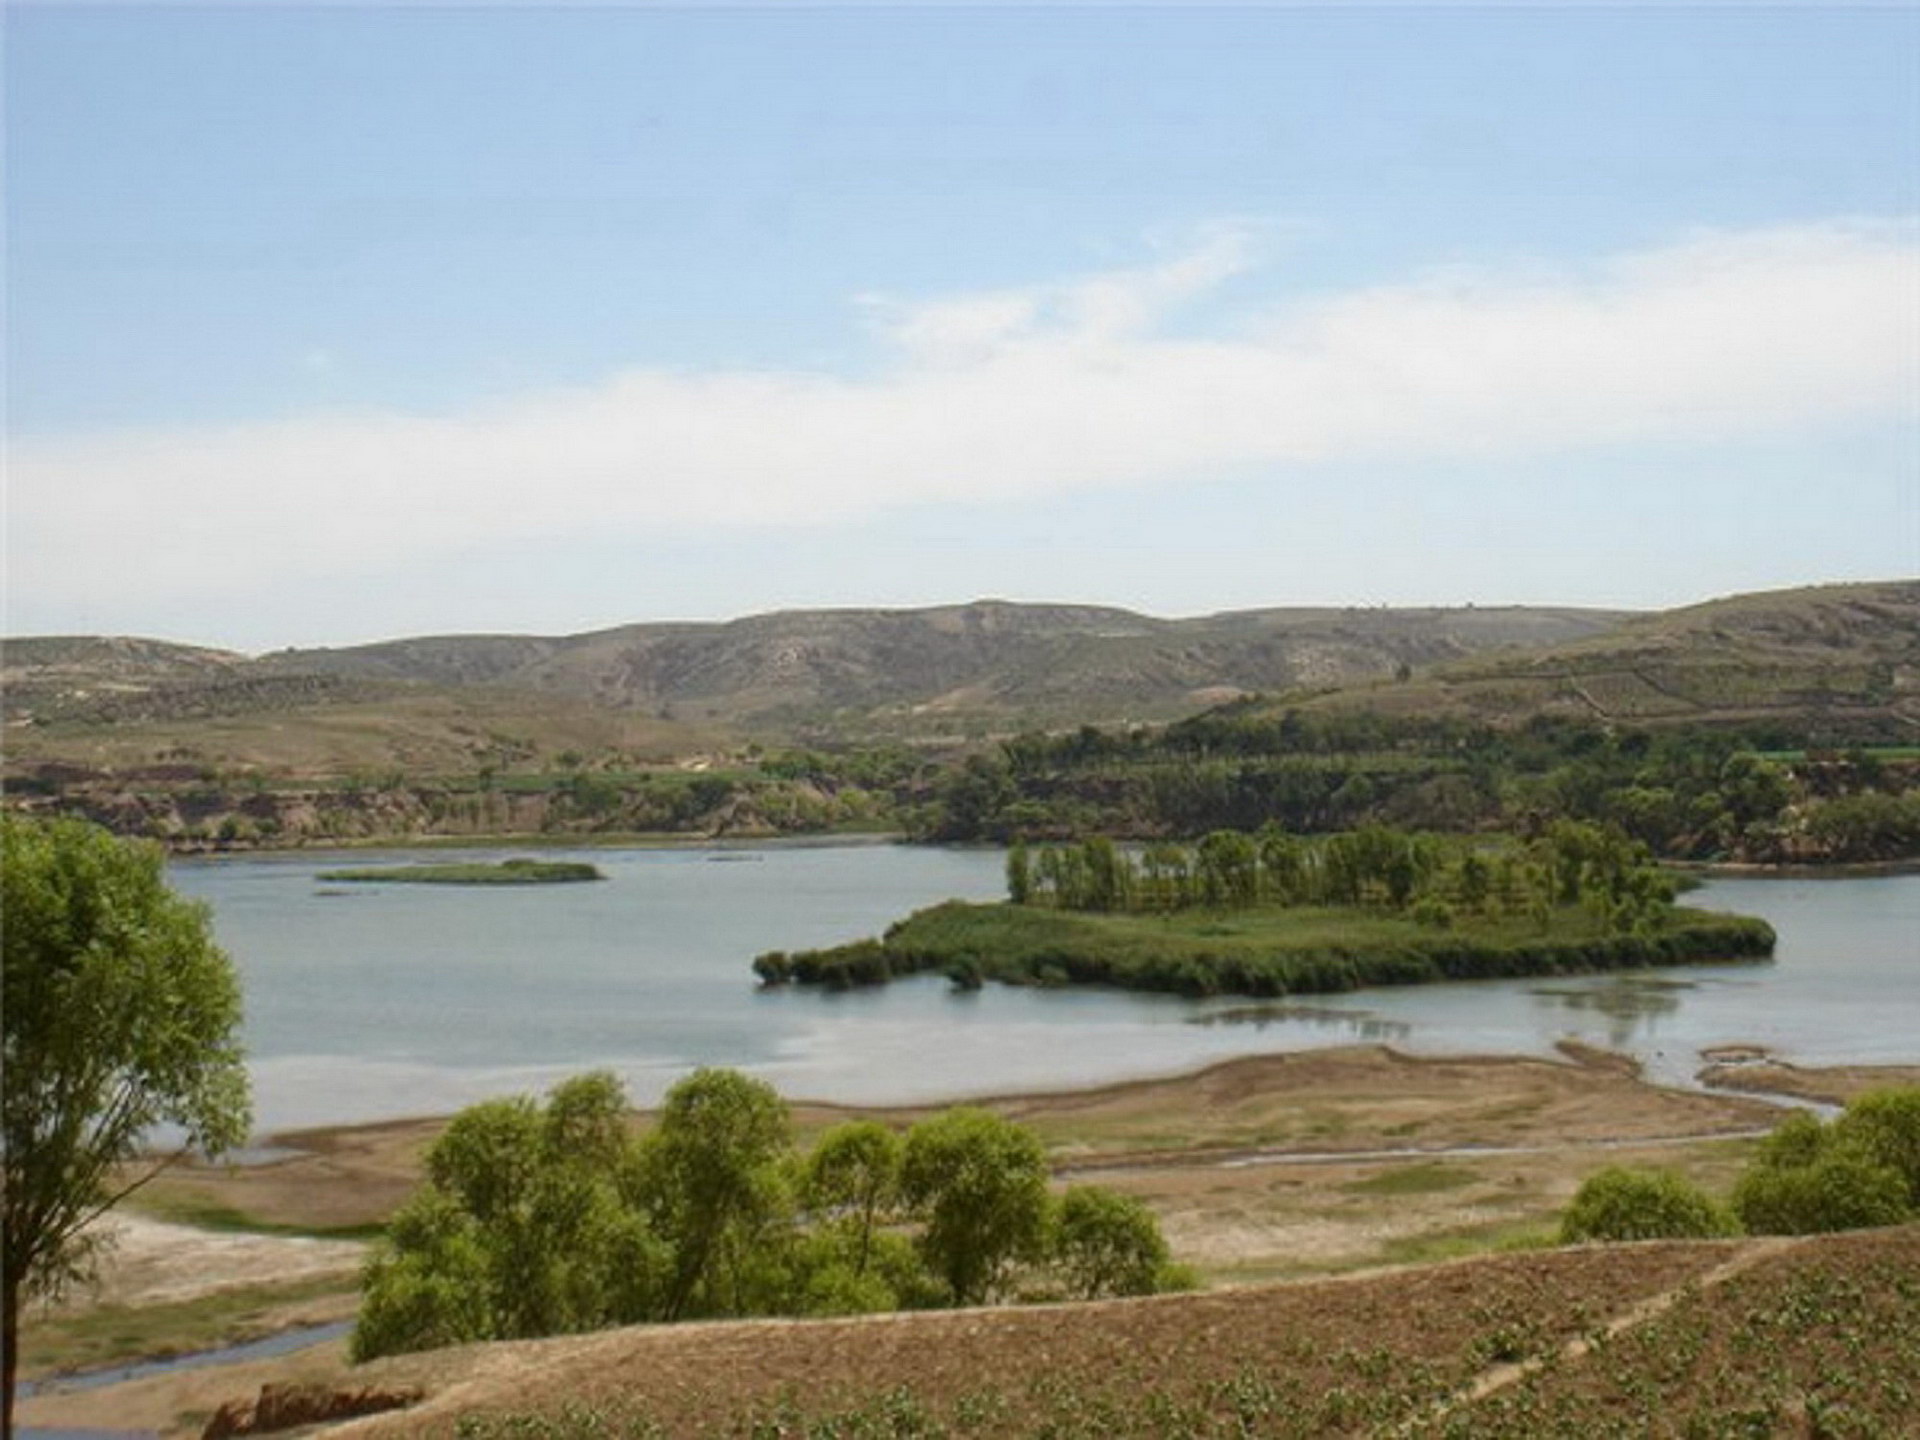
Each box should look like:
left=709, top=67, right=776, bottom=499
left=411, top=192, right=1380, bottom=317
left=6, top=3, right=1918, bottom=652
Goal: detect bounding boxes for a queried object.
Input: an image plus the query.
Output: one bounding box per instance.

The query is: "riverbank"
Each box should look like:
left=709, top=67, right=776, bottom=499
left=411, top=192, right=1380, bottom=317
left=25, top=1045, right=1920, bottom=1436
left=129, top=1042, right=1787, bottom=1250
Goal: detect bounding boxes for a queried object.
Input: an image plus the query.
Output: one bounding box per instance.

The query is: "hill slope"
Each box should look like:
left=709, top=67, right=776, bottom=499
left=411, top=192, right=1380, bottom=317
left=318, top=1227, right=1918, bottom=1438
left=1277, top=579, right=1920, bottom=736
left=4, top=601, right=1630, bottom=776
left=252, top=600, right=1631, bottom=731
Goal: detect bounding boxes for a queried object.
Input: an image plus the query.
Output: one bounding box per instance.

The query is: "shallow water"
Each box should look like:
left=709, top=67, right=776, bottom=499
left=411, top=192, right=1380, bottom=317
left=19, top=1322, right=350, bottom=1400
left=168, top=847, right=1920, bottom=1134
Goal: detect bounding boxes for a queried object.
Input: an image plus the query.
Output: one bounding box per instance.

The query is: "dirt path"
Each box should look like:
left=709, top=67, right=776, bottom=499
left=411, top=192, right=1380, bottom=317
left=1398, top=1236, right=1801, bottom=1434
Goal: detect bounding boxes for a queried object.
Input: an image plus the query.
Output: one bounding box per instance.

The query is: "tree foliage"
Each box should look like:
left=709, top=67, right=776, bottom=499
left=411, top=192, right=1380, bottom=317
left=1559, top=1167, right=1734, bottom=1243
left=1053, top=1185, right=1173, bottom=1298
left=900, top=1108, right=1051, bottom=1307
left=1732, top=1099, right=1917, bottom=1237
left=355, top=1070, right=1187, bottom=1361
left=1, top=815, right=252, bottom=1436
left=1562, top=1088, right=1920, bottom=1250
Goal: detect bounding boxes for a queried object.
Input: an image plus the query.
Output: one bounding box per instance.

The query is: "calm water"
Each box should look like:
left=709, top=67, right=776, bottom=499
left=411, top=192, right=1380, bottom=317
left=169, top=846, right=1920, bottom=1135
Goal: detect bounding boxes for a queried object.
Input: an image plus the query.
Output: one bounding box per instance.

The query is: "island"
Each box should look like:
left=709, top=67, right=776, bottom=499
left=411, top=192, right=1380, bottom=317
left=754, top=824, right=1776, bottom=997
left=316, top=858, right=605, bottom=885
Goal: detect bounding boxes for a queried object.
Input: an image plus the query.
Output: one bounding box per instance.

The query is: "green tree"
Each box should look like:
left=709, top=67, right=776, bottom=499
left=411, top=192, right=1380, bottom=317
left=1831, top=1086, right=1920, bottom=1207
left=2, top=816, right=251, bottom=1437
left=900, top=1108, right=1051, bottom=1306
left=1005, top=842, right=1034, bottom=905
left=804, top=1121, right=903, bottom=1278
left=1731, top=1103, right=1915, bottom=1236
left=1560, top=1167, right=1735, bottom=1243
left=1052, top=1185, right=1172, bottom=1299
left=641, top=1068, right=793, bottom=1320
left=355, top=1072, right=670, bottom=1360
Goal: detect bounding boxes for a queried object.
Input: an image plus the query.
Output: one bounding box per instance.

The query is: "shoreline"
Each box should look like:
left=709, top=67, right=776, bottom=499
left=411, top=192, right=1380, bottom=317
left=1666, top=856, right=1920, bottom=879
left=167, top=828, right=911, bottom=860
left=162, top=834, right=1920, bottom=873
left=228, top=1038, right=1917, bottom=1163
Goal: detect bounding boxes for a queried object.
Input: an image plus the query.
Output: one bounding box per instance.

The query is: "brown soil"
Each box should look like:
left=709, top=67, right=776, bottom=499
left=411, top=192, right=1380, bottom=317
left=324, top=1239, right=1820, bottom=1437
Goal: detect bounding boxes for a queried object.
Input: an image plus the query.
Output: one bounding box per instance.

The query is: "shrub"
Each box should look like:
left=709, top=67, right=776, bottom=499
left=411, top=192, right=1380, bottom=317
left=1732, top=1148, right=1911, bottom=1235
left=1833, top=1087, right=1920, bottom=1208
left=1560, top=1167, right=1736, bottom=1243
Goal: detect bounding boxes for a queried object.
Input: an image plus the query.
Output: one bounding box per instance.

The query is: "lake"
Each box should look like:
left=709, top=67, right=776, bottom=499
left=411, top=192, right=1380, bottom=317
left=169, top=844, right=1920, bottom=1135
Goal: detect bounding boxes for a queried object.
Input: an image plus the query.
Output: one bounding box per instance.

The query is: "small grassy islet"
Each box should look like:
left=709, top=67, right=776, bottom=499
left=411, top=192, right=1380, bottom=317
left=754, top=900, right=1775, bottom=999
left=316, top=858, right=605, bottom=885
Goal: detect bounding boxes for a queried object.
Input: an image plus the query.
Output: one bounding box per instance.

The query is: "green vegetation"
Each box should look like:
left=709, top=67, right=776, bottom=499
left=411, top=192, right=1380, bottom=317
left=757, top=899, right=1771, bottom=1000
left=757, top=822, right=1773, bottom=999
left=1, top=815, right=251, bottom=1436
left=1559, top=1168, right=1735, bottom=1243
left=1564, top=1087, right=1920, bottom=1243
left=913, top=709, right=1920, bottom=866
left=316, top=859, right=605, bottom=885
left=353, top=1069, right=1190, bottom=1362
left=1732, top=1091, right=1920, bottom=1235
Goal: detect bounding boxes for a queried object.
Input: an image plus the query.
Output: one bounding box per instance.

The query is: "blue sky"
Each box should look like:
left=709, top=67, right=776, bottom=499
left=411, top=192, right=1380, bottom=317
left=7, top=4, right=1917, bottom=649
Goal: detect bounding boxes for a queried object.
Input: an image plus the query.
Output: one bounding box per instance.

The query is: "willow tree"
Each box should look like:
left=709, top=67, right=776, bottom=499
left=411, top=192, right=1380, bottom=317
left=2, top=816, right=250, bottom=1438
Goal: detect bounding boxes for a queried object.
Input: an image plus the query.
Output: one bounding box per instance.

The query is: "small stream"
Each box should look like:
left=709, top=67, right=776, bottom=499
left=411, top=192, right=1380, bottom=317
left=18, top=1320, right=351, bottom=1440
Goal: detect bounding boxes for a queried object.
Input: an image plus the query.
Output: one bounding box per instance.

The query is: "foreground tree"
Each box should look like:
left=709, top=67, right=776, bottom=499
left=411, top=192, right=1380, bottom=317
left=900, top=1108, right=1050, bottom=1306
left=1, top=816, right=251, bottom=1439
left=1053, top=1185, right=1174, bottom=1298
left=357, top=1069, right=1190, bottom=1359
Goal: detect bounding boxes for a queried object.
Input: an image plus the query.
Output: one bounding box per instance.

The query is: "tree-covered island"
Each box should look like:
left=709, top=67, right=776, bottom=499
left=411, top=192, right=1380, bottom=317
left=754, top=821, right=1774, bottom=998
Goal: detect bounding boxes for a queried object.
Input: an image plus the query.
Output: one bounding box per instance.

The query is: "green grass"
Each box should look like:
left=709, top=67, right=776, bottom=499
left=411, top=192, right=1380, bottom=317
left=316, top=858, right=604, bottom=885
left=130, top=1192, right=384, bottom=1243
left=19, top=1274, right=356, bottom=1380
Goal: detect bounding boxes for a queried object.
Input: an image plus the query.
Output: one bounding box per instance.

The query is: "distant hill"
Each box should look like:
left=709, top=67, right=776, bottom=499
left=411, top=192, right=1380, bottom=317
left=1269, top=579, right=1920, bottom=736
left=11, top=583, right=1916, bottom=782
left=248, top=600, right=1630, bottom=732
left=4, top=601, right=1630, bottom=778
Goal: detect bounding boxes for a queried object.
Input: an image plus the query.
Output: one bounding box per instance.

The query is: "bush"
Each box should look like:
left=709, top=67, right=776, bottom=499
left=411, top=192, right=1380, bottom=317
left=1560, top=1167, right=1736, bottom=1243
left=1832, top=1087, right=1920, bottom=1208
left=1727, top=1093, right=1920, bottom=1236
left=1733, top=1146, right=1911, bottom=1235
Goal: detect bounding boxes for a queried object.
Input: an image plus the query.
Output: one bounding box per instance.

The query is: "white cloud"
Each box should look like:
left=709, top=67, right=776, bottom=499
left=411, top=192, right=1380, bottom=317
left=10, top=219, right=1917, bottom=612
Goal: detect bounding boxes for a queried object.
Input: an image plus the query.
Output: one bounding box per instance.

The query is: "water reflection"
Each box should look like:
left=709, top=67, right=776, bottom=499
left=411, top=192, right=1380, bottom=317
left=1529, top=975, right=1688, bottom=1048
left=1189, top=1002, right=1411, bottom=1041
